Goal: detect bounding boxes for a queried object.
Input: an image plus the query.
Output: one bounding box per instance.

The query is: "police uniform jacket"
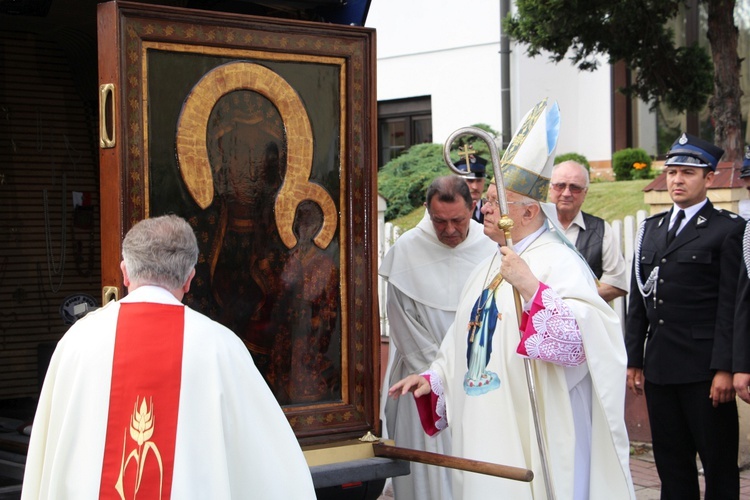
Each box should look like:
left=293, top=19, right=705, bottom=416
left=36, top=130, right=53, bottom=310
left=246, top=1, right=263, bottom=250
left=734, top=225, right=750, bottom=373
left=734, top=266, right=750, bottom=373
left=625, top=200, right=745, bottom=384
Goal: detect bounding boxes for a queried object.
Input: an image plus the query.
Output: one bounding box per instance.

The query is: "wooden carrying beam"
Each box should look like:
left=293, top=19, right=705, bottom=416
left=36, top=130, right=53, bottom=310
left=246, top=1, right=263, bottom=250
left=372, top=443, right=534, bottom=482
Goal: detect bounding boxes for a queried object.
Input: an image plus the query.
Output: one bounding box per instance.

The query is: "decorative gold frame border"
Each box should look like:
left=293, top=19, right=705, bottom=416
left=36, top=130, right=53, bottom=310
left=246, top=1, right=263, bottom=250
left=110, top=4, right=376, bottom=442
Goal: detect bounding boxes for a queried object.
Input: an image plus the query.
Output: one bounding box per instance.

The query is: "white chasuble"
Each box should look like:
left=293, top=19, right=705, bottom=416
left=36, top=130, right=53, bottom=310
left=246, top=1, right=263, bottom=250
left=417, top=233, right=635, bottom=500
left=22, top=286, right=315, bottom=499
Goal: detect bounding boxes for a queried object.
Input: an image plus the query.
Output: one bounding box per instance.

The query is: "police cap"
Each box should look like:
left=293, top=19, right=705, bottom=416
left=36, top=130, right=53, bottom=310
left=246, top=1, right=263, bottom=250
left=664, top=132, right=724, bottom=171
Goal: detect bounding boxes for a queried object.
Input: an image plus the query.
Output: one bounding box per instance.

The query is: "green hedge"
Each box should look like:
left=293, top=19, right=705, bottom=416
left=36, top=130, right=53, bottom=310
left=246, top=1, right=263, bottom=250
left=378, top=143, right=447, bottom=220
left=612, top=148, right=653, bottom=181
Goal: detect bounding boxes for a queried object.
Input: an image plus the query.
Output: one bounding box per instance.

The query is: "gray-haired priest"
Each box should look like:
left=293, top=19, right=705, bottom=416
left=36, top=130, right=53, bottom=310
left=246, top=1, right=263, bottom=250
left=390, top=100, right=635, bottom=500
left=22, top=215, right=315, bottom=499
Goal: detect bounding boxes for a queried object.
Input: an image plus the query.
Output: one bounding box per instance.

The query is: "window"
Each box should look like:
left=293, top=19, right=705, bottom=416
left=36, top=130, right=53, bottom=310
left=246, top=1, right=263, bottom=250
left=377, top=96, right=432, bottom=167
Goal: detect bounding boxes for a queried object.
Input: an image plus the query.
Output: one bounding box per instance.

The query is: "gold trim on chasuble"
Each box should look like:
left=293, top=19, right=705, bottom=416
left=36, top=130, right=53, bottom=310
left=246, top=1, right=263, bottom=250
left=500, top=99, right=550, bottom=201
left=116, top=397, right=164, bottom=500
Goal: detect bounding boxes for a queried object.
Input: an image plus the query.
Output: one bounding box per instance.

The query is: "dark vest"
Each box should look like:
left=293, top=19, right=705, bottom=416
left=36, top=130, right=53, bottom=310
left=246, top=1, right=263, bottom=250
left=574, top=212, right=605, bottom=279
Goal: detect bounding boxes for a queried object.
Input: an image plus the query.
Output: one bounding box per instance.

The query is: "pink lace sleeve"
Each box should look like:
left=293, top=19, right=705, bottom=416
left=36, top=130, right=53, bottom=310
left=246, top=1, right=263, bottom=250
left=413, top=370, right=448, bottom=436
left=516, top=283, right=586, bottom=366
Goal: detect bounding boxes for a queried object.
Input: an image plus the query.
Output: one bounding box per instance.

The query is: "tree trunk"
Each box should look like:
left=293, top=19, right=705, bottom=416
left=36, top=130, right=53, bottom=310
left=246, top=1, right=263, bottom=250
left=706, top=0, right=743, bottom=164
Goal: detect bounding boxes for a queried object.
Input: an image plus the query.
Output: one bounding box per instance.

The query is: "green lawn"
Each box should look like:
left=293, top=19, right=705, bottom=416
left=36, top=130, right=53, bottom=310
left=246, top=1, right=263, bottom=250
left=389, top=179, right=653, bottom=231
left=582, top=179, right=652, bottom=223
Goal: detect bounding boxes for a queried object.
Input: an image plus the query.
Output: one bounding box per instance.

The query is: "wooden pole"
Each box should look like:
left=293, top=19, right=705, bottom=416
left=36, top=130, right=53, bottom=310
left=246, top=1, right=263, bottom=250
left=372, top=443, right=534, bottom=483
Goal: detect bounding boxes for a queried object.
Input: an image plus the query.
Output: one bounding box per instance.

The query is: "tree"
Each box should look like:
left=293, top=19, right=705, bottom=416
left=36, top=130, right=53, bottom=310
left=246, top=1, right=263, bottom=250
left=504, top=0, right=743, bottom=163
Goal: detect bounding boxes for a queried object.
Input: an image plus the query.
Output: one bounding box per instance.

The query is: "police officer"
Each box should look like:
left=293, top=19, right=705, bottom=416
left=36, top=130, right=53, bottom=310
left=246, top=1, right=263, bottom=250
left=456, top=155, right=487, bottom=223
left=625, top=133, right=745, bottom=499
left=741, top=144, right=750, bottom=183
left=733, top=145, right=750, bottom=402
left=736, top=145, right=750, bottom=220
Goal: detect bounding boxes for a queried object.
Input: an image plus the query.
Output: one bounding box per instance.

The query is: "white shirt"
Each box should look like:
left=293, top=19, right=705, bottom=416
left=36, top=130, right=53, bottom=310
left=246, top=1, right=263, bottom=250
left=559, top=211, right=628, bottom=291
left=670, top=198, right=708, bottom=234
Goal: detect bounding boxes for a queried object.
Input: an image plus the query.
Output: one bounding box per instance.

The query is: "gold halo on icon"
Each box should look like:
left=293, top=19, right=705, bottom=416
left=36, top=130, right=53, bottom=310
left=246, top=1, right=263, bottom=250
left=176, top=61, right=336, bottom=249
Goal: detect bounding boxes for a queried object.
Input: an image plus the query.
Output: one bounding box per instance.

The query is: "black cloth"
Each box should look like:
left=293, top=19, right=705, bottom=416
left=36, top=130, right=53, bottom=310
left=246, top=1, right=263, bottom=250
left=645, top=380, right=738, bottom=500
left=574, top=211, right=605, bottom=279
left=626, top=201, right=745, bottom=498
left=734, top=263, right=750, bottom=372
left=472, top=199, right=484, bottom=224
left=666, top=209, right=685, bottom=245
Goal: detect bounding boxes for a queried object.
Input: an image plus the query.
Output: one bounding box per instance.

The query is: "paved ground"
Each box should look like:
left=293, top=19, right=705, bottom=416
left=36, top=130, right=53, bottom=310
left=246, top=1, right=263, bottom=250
left=379, top=443, right=750, bottom=499
left=630, top=443, right=750, bottom=499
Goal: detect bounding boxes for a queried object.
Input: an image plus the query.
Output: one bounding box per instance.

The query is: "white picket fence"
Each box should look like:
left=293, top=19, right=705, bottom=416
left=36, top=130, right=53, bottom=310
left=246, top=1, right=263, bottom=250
left=377, top=209, right=649, bottom=337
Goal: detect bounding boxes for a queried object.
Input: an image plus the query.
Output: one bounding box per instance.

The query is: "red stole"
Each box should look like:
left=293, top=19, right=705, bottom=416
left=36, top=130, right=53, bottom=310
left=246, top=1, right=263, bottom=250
left=99, top=302, right=185, bottom=500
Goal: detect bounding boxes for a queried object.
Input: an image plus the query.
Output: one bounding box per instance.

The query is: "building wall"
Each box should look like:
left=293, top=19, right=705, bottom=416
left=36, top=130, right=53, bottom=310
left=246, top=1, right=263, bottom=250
left=366, top=0, right=617, bottom=164
left=367, top=0, right=503, bottom=145
left=510, top=49, right=613, bottom=162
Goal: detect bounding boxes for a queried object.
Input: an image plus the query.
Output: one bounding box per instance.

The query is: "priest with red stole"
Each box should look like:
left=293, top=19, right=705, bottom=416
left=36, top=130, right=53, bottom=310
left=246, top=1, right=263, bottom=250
left=22, top=214, right=316, bottom=499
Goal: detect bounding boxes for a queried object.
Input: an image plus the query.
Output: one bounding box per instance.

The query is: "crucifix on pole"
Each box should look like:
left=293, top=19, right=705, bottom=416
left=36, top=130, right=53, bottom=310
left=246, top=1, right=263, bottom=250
left=457, top=143, right=476, bottom=168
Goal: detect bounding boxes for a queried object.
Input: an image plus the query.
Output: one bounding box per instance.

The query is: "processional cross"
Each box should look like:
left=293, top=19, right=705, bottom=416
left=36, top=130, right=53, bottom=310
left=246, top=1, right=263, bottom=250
left=457, top=143, right=476, bottom=168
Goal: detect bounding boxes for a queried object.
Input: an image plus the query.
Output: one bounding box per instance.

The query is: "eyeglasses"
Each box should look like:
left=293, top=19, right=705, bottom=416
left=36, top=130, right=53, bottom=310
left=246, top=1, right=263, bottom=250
left=550, top=182, right=586, bottom=194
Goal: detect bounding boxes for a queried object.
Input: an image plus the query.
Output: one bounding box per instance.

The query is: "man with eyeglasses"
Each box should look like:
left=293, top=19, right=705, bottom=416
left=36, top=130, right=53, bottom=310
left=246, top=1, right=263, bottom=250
left=548, top=160, right=627, bottom=302
left=389, top=100, right=634, bottom=499
left=625, top=133, right=745, bottom=499
left=379, top=175, right=495, bottom=500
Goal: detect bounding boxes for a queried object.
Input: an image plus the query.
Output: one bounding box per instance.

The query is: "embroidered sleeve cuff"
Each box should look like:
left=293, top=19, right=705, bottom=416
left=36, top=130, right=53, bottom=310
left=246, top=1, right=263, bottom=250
left=516, top=283, right=586, bottom=366
left=414, top=370, right=448, bottom=436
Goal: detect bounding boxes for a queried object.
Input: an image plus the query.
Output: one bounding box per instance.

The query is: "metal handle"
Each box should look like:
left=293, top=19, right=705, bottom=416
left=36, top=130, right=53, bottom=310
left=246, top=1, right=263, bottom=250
left=443, top=127, right=515, bottom=242
left=102, top=286, right=119, bottom=305
left=99, top=83, right=116, bottom=148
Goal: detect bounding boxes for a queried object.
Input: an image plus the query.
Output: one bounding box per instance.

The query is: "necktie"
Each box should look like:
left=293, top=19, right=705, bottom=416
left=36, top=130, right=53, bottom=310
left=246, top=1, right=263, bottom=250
left=667, top=210, right=685, bottom=245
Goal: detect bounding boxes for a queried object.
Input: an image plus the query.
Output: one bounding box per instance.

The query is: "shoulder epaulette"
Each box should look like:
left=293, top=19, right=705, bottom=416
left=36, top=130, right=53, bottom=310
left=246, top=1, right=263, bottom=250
left=713, top=207, right=743, bottom=222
